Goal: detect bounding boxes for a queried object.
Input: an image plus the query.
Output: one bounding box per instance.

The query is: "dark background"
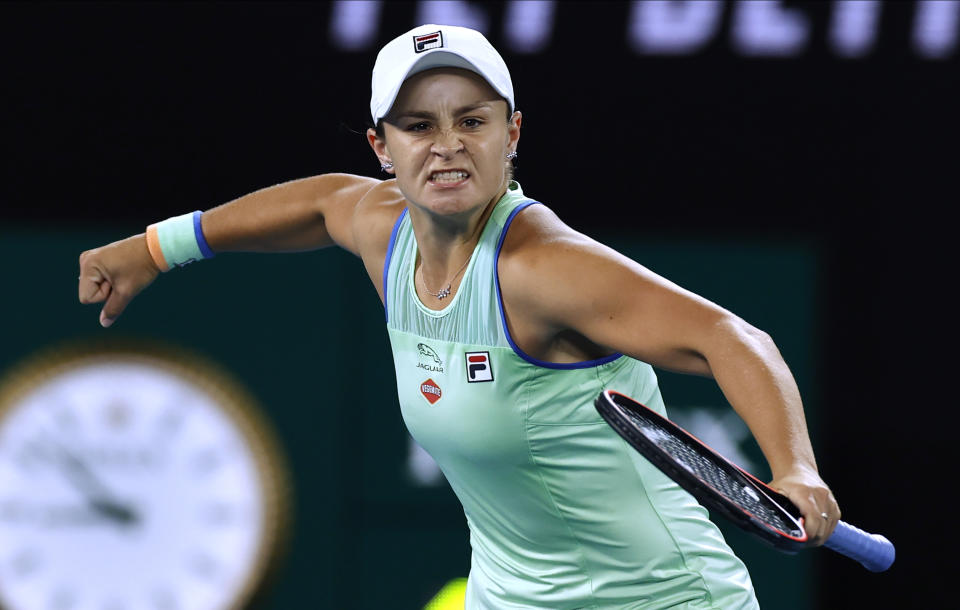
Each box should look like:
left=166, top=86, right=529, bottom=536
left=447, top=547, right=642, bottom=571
left=2, top=1, right=955, bottom=608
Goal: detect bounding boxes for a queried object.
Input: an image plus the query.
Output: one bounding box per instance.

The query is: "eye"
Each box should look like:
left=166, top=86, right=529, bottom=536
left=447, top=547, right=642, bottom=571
left=406, top=121, right=431, bottom=132
left=462, top=118, right=484, bottom=128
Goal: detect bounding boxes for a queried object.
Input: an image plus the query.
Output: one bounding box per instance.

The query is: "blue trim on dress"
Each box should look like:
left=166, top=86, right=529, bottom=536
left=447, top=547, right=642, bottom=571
left=382, top=208, right=408, bottom=322
left=494, top=201, right=623, bottom=370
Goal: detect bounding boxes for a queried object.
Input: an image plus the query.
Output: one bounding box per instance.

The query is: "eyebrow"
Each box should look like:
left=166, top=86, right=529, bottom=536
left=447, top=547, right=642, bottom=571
left=393, top=102, right=495, bottom=121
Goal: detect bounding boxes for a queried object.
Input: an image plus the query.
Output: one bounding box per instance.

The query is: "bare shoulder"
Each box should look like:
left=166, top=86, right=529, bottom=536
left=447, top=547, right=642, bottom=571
left=498, top=203, right=616, bottom=295
left=497, top=202, right=664, bottom=332
left=352, top=179, right=407, bottom=255
left=496, top=204, right=601, bottom=326
left=351, top=178, right=409, bottom=300
left=498, top=201, right=733, bottom=372
left=500, top=202, right=696, bottom=307
left=495, top=203, right=641, bottom=358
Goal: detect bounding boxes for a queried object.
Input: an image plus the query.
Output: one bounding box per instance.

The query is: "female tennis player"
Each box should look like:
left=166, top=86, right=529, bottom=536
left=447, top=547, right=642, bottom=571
left=78, top=24, right=839, bottom=609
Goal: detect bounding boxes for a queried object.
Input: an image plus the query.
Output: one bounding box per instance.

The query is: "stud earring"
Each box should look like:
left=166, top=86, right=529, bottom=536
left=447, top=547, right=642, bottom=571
left=506, top=151, right=518, bottom=160
left=381, top=161, right=394, bottom=171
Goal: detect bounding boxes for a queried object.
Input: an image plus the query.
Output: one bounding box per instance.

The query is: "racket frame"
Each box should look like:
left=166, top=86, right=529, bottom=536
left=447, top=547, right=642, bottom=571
left=595, top=389, right=809, bottom=553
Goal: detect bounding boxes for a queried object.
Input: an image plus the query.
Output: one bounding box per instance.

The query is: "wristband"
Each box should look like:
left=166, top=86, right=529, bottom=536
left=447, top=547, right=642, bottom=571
left=145, top=211, right=215, bottom=272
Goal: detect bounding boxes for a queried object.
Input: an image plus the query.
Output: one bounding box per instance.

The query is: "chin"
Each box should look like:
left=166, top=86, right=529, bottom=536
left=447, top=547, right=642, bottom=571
left=419, top=183, right=486, bottom=212
left=423, top=194, right=481, bottom=218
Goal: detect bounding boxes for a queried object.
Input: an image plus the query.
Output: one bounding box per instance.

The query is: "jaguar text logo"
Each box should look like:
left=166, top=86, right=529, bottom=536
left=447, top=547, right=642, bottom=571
left=417, top=343, right=444, bottom=374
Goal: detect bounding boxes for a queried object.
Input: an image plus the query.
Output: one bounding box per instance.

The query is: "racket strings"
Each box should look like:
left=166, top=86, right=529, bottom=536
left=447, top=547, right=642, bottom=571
left=624, top=409, right=801, bottom=536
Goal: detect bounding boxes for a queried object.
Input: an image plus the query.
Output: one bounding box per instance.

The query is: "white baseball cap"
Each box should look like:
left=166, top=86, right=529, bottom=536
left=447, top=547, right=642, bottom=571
left=370, top=24, right=515, bottom=125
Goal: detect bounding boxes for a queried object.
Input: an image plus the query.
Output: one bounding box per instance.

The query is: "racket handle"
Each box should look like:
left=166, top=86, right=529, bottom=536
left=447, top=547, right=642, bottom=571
left=825, top=520, right=895, bottom=572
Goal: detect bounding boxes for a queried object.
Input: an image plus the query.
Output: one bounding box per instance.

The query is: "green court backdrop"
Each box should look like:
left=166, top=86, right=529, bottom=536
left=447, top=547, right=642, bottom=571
left=0, top=225, right=818, bottom=609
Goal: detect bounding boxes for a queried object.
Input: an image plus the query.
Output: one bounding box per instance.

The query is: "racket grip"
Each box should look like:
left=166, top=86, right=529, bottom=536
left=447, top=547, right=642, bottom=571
left=825, top=520, right=895, bottom=572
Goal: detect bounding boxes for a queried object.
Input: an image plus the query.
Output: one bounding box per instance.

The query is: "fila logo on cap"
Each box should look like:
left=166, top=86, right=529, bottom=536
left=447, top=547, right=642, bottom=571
left=414, top=31, right=443, bottom=53
left=465, top=352, right=494, bottom=383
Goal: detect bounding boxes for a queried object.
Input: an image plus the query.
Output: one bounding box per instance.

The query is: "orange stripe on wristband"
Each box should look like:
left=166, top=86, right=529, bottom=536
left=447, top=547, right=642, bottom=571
left=145, top=224, right=170, bottom=272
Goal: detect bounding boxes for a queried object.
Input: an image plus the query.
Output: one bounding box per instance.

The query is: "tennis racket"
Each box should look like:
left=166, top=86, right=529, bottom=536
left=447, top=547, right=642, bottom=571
left=595, top=389, right=895, bottom=572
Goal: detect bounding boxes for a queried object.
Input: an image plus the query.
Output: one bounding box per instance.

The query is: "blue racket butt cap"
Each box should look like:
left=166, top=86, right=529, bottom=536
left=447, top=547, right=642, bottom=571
left=825, top=520, right=895, bottom=572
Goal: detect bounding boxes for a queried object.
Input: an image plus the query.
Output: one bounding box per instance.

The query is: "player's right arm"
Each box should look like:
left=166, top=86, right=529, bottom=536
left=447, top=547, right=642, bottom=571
left=200, top=174, right=381, bottom=254
left=78, top=173, right=383, bottom=327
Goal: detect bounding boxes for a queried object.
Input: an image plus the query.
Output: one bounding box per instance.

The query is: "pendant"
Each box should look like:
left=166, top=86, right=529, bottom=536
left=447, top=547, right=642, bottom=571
left=437, top=285, right=451, bottom=299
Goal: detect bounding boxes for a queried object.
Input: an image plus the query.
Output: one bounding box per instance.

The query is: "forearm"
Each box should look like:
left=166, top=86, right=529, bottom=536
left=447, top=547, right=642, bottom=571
left=201, top=173, right=379, bottom=254
left=705, top=318, right=842, bottom=543
left=706, top=318, right=818, bottom=479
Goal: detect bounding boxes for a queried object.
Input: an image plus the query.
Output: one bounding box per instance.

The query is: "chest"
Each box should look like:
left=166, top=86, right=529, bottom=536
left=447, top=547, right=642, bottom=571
left=388, top=331, right=531, bottom=465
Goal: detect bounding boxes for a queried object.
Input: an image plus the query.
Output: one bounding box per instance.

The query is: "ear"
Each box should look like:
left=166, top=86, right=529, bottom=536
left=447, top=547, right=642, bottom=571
left=367, top=127, right=395, bottom=174
left=506, top=111, right=522, bottom=156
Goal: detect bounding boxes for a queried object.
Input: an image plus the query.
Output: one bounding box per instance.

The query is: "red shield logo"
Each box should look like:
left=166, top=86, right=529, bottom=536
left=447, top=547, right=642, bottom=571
left=420, top=378, right=442, bottom=404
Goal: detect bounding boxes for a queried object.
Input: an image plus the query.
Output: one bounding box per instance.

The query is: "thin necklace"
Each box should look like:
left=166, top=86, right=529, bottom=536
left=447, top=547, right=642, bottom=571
left=418, top=254, right=471, bottom=300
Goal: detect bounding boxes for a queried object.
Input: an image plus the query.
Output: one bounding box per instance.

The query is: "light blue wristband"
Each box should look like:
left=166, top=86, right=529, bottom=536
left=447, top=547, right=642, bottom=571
left=147, top=211, right=214, bottom=271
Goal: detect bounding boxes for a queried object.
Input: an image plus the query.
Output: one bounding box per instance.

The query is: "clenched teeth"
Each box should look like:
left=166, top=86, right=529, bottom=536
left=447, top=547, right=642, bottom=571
left=430, top=170, right=469, bottom=183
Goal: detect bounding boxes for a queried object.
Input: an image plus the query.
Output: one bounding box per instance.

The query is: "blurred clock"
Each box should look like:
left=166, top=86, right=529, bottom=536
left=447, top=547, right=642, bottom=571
left=0, top=342, right=291, bottom=610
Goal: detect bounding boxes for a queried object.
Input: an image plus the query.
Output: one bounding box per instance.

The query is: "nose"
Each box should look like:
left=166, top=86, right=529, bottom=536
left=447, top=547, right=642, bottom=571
left=431, top=128, right=464, bottom=157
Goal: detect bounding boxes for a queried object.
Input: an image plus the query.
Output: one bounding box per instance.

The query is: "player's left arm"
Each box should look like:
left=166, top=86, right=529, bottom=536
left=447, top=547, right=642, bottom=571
left=500, top=206, right=840, bottom=545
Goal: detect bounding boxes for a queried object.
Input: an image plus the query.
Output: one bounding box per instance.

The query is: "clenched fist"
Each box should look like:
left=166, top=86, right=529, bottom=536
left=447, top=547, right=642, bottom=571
left=78, top=234, right=161, bottom=327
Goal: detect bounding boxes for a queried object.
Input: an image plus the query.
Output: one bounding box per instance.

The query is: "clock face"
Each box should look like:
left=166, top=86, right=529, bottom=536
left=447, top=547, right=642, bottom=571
left=0, top=346, right=289, bottom=610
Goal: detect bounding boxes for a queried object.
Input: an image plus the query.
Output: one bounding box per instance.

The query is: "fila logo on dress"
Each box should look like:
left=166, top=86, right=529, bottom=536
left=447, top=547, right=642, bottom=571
left=465, top=351, right=494, bottom=383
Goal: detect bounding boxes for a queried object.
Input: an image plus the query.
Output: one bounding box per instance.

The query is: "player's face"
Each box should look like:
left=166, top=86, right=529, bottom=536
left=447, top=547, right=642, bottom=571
left=370, top=68, right=520, bottom=219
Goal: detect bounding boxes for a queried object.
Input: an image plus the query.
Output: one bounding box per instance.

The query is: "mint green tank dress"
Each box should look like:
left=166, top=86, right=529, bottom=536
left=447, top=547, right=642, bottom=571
left=383, top=182, right=760, bottom=609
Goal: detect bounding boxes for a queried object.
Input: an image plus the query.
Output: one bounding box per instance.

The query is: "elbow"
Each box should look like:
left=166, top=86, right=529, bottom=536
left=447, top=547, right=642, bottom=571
left=742, top=318, right=775, bottom=347
left=714, top=313, right=779, bottom=357
left=729, top=317, right=788, bottom=374
left=665, top=311, right=781, bottom=378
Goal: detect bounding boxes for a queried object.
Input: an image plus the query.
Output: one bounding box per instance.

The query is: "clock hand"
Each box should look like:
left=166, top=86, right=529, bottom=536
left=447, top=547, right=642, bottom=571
left=88, top=497, right=138, bottom=524
left=60, top=450, right=139, bottom=525
left=40, top=504, right=134, bottom=527
left=43, top=441, right=139, bottom=526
